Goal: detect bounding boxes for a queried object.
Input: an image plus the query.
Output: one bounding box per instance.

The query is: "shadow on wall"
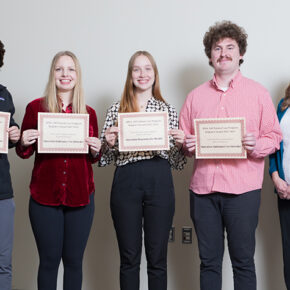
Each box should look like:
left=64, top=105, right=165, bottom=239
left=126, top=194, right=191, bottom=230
left=177, top=62, right=211, bottom=99
left=81, top=93, right=121, bottom=290
left=11, top=150, right=38, bottom=290
left=257, top=81, right=288, bottom=290
left=257, top=171, right=285, bottom=290
left=163, top=63, right=209, bottom=290
left=167, top=159, right=200, bottom=290
left=83, top=166, right=120, bottom=290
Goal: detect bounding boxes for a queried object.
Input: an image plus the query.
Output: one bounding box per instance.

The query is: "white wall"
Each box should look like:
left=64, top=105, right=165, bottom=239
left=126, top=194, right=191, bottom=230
left=1, top=0, right=290, bottom=289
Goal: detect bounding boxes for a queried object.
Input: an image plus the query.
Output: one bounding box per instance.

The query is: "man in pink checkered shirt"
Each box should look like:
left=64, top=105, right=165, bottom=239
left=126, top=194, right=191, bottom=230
left=179, top=21, right=282, bottom=290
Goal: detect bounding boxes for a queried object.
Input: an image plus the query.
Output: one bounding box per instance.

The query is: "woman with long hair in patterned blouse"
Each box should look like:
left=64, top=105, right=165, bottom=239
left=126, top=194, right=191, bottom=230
left=99, top=51, right=186, bottom=290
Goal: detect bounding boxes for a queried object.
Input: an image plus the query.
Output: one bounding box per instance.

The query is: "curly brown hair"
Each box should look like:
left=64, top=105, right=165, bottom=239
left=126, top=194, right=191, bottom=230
left=203, top=20, right=248, bottom=66
left=0, top=41, right=5, bottom=68
left=281, top=84, right=290, bottom=111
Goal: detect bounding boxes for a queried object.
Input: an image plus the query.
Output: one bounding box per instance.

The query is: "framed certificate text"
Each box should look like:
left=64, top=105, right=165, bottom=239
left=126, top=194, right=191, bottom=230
left=0, top=112, right=10, bottom=154
left=38, top=113, right=89, bottom=153
left=118, top=111, right=169, bottom=152
left=194, top=117, right=246, bottom=159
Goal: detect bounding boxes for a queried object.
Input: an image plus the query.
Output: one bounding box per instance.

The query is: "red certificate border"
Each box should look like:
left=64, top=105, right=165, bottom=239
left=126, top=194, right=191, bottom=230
left=118, top=111, right=169, bottom=152
left=0, top=112, right=10, bottom=154
left=38, top=113, right=89, bottom=154
left=194, top=117, right=246, bottom=159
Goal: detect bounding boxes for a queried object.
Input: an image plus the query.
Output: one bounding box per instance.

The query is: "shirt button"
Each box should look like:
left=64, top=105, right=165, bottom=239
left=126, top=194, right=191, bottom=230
left=64, top=160, right=67, bottom=163
left=63, top=171, right=66, bottom=175
left=216, top=166, right=219, bottom=169
left=221, top=107, right=224, bottom=110
left=62, top=183, right=66, bottom=186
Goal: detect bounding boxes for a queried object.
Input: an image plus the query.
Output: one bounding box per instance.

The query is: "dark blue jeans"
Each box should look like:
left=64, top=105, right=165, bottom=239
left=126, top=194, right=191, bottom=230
left=111, top=157, right=175, bottom=290
left=190, top=189, right=260, bottom=290
left=29, top=194, right=94, bottom=290
left=278, top=196, right=290, bottom=290
left=0, top=198, right=14, bottom=290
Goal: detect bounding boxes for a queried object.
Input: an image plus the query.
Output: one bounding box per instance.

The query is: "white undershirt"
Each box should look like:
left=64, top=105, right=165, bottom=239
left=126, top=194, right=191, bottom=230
left=219, top=87, right=229, bottom=92
left=281, top=108, right=290, bottom=184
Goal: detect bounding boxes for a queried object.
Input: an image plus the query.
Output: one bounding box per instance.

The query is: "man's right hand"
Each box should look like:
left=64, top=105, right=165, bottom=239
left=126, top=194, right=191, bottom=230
left=184, top=134, right=196, bottom=152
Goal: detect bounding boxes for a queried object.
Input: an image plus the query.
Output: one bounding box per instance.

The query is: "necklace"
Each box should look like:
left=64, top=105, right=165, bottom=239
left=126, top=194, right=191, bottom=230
left=137, top=95, right=152, bottom=110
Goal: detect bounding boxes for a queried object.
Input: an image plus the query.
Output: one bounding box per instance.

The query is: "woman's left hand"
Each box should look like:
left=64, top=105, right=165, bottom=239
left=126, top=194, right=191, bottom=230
left=169, top=129, right=185, bottom=149
left=285, top=186, right=290, bottom=200
left=86, top=137, right=101, bottom=157
left=7, top=126, right=20, bottom=143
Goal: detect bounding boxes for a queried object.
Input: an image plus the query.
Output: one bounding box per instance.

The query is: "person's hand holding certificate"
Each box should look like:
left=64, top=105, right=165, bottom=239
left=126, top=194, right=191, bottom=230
left=118, top=111, right=169, bottom=152
left=0, top=112, right=10, bottom=154
left=38, top=113, right=89, bottom=153
left=194, top=117, right=246, bottom=159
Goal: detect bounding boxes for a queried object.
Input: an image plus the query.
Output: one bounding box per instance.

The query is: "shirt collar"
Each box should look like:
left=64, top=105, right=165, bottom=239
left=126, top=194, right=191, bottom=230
left=0, top=84, right=6, bottom=92
left=61, top=102, right=73, bottom=113
left=147, top=96, right=156, bottom=105
left=211, top=70, right=242, bottom=90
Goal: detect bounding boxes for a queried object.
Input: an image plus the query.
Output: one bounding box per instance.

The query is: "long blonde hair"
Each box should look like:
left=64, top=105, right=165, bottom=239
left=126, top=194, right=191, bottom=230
left=44, top=51, right=87, bottom=114
left=119, top=51, right=165, bottom=113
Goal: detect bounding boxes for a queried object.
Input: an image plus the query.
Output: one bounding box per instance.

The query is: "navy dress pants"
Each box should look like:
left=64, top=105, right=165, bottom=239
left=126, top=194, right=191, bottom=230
left=110, top=157, right=175, bottom=290
left=190, top=189, right=260, bottom=290
left=29, top=194, right=94, bottom=290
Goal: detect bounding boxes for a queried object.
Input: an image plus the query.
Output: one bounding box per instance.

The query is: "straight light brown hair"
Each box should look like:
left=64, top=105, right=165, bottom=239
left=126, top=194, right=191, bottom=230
left=119, top=51, right=165, bottom=113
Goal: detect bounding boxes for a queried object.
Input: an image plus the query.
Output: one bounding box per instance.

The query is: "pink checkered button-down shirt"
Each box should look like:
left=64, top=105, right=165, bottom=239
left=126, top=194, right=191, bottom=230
left=179, top=71, right=282, bottom=194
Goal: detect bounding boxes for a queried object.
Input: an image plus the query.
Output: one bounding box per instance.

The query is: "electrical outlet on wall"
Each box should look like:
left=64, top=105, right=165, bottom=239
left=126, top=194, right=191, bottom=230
left=182, top=226, right=192, bottom=244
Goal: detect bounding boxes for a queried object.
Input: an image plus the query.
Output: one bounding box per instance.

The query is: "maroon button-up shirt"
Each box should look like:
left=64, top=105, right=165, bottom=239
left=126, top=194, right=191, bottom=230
left=16, top=98, right=100, bottom=207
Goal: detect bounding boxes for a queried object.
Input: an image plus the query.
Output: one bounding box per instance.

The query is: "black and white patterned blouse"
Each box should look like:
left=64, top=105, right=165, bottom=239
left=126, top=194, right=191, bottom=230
left=98, top=97, right=186, bottom=170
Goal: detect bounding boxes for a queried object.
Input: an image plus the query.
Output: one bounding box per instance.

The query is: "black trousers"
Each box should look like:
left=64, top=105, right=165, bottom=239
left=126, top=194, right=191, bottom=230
left=190, top=189, right=260, bottom=290
left=278, top=196, right=290, bottom=290
left=111, top=157, right=175, bottom=290
left=29, top=194, right=94, bottom=290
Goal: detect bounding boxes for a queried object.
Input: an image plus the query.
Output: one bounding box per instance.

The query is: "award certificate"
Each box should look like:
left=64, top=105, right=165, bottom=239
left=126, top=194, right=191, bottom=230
left=194, top=117, right=246, bottom=159
left=0, top=112, right=10, bottom=154
left=118, top=111, right=169, bottom=152
left=38, top=113, right=89, bottom=153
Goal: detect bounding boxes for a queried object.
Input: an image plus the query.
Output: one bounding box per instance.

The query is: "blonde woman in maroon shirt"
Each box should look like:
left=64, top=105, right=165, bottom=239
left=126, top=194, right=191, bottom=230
left=16, top=51, right=101, bottom=290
